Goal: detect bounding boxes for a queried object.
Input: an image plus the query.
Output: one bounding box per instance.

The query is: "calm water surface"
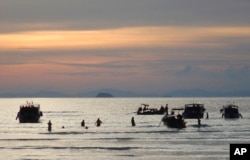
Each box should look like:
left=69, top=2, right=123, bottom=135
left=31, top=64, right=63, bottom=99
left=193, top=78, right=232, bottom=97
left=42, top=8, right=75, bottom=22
left=0, top=97, right=250, bottom=160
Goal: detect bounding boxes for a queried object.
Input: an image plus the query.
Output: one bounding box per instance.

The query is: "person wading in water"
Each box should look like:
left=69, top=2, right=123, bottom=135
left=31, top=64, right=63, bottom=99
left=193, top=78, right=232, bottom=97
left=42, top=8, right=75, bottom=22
left=48, top=120, right=52, bottom=132
left=131, top=117, right=136, bottom=127
left=95, top=118, right=102, bottom=127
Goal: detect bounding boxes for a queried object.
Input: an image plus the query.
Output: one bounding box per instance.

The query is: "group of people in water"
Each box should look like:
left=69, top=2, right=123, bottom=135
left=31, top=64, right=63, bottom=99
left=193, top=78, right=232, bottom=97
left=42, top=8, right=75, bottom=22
left=46, top=112, right=209, bottom=132
left=47, top=117, right=136, bottom=132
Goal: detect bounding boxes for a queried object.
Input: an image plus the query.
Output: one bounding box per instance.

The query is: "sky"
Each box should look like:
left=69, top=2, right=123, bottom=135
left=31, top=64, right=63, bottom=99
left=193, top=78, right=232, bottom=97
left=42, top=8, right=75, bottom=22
left=0, top=0, right=250, bottom=95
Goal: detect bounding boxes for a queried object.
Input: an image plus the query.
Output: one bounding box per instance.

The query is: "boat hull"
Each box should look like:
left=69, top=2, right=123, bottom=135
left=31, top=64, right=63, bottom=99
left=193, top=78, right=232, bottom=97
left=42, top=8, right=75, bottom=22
left=162, top=115, right=186, bottom=128
left=221, top=104, right=242, bottom=119
left=16, top=102, right=43, bottom=123
left=223, top=113, right=241, bottom=119
left=183, top=113, right=204, bottom=119
left=137, top=110, right=165, bottom=115
left=18, top=115, right=41, bottom=123
left=182, top=103, right=205, bottom=119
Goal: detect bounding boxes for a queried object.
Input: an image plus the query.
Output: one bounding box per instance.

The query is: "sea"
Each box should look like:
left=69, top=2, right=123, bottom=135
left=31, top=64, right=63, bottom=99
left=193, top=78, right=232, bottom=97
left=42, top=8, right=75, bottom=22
left=0, top=97, right=249, bottom=160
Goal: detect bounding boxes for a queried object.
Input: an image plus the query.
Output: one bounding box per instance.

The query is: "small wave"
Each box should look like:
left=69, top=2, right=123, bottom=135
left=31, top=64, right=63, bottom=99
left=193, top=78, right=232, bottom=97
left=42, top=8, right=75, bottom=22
left=88, top=137, right=135, bottom=141
left=44, top=111, right=83, bottom=113
left=11, top=146, right=139, bottom=151
left=0, top=138, right=59, bottom=141
left=40, top=131, right=87, bottom=135
left=116, top=137, right=134, bottom=141
left=116, top=154, right=137, bottom=157
left=189, top=124, right=211, bottom=128
left=40, top=130, right=181, bottom=135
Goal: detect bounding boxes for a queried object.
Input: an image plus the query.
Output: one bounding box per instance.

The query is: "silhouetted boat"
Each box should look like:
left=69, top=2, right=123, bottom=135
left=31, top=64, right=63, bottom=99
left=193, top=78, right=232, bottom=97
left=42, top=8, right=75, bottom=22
left=220, top=103, right=242, bottom=119
left=161, top=114, right=186, bottom=128
left=16, top=101, right=43, bottom=123
left=182, top=103, right=206, bottom=119
left=137, top=104, right=168, bottom=115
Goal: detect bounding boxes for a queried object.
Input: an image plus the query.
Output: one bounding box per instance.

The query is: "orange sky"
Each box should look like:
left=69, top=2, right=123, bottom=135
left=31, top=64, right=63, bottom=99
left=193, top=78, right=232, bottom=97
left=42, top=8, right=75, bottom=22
left=1, top=26, right=250, bottom=94
left=1, top=26, right=250, bottom=50
left=1, top=1, right=250, bottom=96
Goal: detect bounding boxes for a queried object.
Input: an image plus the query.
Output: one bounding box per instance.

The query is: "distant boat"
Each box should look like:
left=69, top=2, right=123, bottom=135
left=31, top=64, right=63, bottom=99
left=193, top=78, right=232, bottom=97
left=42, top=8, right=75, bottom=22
left=182, top=103, right=206, bottom=119
left=137, top=104, right=168, bottom=115
left=161, top=114, right=186, bottom=128
left=220, top=103, right=242, bottom=119
left=16, top=101, right=43, bottom=123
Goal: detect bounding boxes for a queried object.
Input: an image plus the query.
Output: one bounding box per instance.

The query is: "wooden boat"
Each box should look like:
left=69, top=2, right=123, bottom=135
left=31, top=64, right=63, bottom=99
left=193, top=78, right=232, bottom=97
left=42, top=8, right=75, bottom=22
left=161, top=114, right=186, bottom=128
left=16, top=101, right=43, bottom=123
left=137, top=104, right=168, bottom=115
left=220, top=104, right=242, bottom=119
left=182, top=103, right=206, bottom=119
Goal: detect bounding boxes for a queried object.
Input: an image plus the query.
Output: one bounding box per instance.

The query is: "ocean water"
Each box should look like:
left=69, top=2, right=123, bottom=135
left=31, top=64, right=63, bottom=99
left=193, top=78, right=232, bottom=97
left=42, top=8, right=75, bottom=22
left=0, top=97, right=249, bottom=160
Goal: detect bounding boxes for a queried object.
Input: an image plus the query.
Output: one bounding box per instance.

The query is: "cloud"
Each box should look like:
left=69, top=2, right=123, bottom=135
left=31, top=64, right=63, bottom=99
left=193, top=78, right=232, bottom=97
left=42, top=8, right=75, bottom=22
left=1, top=0, right=250, bottom=33
left=1, top=0, right=250, bottom=94
left=225, top=65, right=250, bottom=78
left=1, top=26, right=249, bottom=51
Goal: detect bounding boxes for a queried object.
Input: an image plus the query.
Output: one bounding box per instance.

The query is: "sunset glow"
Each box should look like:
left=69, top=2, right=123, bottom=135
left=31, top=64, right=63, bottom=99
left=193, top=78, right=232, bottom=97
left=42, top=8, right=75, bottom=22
left=1, top=0, right=250, bottom=96
left=1, top=27, right=249, bottom=51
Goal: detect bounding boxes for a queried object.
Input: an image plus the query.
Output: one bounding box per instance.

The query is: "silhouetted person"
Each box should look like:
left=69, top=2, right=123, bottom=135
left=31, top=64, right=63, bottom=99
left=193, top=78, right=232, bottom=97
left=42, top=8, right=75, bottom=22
left=48, top=120, right=52, bottom=132
left=206, top=112, right=209, bottom=119
left=137, top=107, right=142, bottom=114
left=160, top=106, right=164, bottom=113
left=81, top=120, right=85, bottom=127
left=239, top=113, right=243, bottom=118
left=131, top=117, right=136, bottom=127
left=165, top=104, right=168, bottom=115
left=197, top=118, right=201, bottom=126
left=177, top=114, right=183, bottom=120
left=171, top=110, right=174, bottom=115
left=95, top=118, right=102, bottom=127
left=16, top=112, right=20, bottom=120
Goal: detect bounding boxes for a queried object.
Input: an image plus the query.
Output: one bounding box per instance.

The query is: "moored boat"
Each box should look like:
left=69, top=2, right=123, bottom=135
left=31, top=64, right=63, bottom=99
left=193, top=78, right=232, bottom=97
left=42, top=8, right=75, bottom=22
left=137, top=104, right=168, bottom=115
left=161, top=114, right=186, bottom=128
left=182, top=103, right=206, bottom=119
left=16, top=101, right=43, bottom=123
left=220, top=103, right=242, bottom=119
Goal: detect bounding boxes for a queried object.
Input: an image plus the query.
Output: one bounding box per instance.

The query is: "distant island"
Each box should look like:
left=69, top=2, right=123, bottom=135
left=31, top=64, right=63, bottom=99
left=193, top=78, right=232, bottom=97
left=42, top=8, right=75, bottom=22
left=1, top=88, right=250, bottom=97
left=96, top=92, right=114, bottom=97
